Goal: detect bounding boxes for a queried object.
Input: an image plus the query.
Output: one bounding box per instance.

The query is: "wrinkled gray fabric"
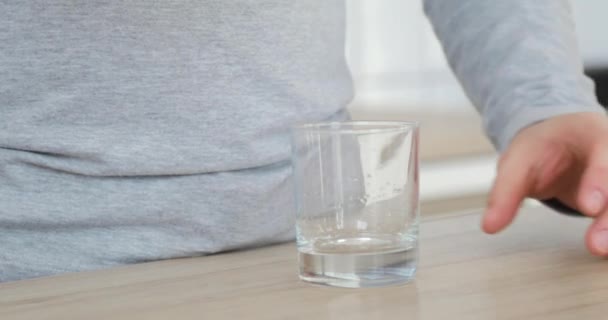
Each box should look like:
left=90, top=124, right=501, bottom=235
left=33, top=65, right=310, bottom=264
left=0, top=0, right=352, bottom=282
left=424, top=0, right=604, bottom=151
left=0, top=0, right=602, bottom=281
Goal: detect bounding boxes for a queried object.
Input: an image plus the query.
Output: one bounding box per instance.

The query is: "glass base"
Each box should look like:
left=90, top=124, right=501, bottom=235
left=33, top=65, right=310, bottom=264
left=298, top=247, right=417, bottom=288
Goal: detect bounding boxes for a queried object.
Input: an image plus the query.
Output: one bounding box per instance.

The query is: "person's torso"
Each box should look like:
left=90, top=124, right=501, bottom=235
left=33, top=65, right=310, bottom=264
left=0, top=0, right=353, bottom=176
left=0, top=0, right=353, bottom=281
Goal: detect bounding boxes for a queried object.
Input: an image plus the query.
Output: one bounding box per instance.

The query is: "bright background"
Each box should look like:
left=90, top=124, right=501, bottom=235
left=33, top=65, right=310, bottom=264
left=344, top=0, right=608, bottom=213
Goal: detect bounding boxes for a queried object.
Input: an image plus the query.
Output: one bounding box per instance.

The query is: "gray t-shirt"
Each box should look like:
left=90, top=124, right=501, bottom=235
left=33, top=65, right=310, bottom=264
left=0, top=0, right=603, bottom=282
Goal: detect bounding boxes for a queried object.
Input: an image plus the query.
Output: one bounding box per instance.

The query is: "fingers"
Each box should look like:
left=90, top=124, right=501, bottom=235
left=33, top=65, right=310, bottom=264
left=580, top=144, right=608, bottom=256
left=577, top=178, right=607, bottom=217
left=576, top=146, right=608, bottom=217
left=483, top=152, right=534, bottom=234
left=586, top=210, right=608, bottom=256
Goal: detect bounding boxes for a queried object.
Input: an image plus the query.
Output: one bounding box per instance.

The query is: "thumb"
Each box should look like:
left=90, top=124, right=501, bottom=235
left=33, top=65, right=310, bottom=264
left=483, top=151, right=535, bottom=234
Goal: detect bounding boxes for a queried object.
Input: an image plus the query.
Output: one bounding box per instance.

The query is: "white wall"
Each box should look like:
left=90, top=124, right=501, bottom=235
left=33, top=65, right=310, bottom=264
left=345, top=0, right=473, bottom=115
left=572, top=1, right=608, bottom=68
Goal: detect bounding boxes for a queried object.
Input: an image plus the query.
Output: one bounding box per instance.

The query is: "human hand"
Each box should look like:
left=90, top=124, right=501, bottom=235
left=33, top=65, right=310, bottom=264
left=483, top=112, right=608, bottom=256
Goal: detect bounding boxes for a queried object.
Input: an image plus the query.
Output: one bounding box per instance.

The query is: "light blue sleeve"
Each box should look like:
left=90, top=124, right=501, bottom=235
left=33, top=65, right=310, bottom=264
left=424, top=0, right=605, bottom=151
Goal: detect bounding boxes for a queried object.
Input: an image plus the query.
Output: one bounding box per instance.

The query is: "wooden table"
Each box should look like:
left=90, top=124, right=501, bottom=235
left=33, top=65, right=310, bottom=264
left=2, top=208, right=607, bottom=319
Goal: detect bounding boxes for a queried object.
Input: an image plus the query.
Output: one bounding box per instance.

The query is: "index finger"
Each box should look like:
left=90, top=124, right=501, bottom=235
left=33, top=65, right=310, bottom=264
left=483, top=153, right=535, bottom=234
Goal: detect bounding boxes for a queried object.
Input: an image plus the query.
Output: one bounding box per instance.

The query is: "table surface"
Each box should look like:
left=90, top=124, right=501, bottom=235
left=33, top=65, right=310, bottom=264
left=2, top=208, right=607, bottom=320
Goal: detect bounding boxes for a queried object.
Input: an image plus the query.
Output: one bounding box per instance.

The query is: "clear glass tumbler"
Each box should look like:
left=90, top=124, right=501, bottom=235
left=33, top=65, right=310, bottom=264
left=291, top=121, right=419, bottom=288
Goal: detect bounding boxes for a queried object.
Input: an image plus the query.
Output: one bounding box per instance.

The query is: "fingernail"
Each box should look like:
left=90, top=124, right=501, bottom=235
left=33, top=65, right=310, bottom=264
left=592, top=230, right=608, bottom=255
left=586, top=190, right=605, bottom=215
left=481, top=210, right=500, bottom=234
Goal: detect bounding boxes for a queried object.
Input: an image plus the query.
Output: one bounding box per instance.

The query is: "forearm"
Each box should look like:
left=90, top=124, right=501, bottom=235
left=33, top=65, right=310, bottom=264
left=424, top=0, right=604, bottom=151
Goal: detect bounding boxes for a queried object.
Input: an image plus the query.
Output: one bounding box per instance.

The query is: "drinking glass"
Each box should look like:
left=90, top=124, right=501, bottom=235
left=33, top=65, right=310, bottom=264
left=291, top=121, right=419, bottom=288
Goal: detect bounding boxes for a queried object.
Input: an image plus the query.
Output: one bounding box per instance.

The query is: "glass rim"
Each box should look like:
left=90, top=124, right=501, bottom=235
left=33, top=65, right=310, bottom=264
left=291, top=120, right=419, bottom=134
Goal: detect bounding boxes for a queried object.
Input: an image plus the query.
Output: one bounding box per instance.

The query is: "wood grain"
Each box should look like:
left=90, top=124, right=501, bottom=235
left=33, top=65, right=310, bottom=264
left=1, top=208, right=606, bottom=320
